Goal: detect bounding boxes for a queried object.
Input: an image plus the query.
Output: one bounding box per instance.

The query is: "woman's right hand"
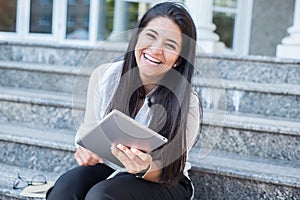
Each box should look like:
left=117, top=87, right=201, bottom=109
left=74, top=146, right=103, bottom=166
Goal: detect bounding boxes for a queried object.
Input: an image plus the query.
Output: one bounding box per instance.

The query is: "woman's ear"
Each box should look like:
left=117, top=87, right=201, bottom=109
left=174, top=57, right=182, bottom=67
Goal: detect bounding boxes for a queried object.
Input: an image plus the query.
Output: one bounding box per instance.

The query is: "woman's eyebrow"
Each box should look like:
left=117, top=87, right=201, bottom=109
left=146, top=28, right=181, bottom=48
left=146, top=29, right=159, bottom=35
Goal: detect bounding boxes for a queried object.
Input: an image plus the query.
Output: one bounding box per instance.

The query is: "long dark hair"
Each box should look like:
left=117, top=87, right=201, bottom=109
left=107, top=2, right=198, bottom=183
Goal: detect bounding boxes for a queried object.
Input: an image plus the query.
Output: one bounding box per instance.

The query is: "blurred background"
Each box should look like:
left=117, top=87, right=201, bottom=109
left=0, top=0, right=298, bottom=58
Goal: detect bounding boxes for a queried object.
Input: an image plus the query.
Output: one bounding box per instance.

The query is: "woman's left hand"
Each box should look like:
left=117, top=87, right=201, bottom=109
left=111, top=144, right=152, bottom=174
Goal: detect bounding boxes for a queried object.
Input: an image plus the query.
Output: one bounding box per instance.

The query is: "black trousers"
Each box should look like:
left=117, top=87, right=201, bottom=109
left=46, top=164, right=193, bottom=200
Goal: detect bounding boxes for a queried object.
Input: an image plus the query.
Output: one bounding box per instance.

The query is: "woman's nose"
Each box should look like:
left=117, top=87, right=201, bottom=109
left=150, top=42, right=163, bottom=55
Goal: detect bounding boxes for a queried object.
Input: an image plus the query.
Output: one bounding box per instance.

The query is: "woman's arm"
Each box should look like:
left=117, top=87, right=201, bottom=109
left=142, top=160, right=162, bottom=182
left=74, top=64, right=110, bottom=166
left=186, top=92, right=201, bottom=151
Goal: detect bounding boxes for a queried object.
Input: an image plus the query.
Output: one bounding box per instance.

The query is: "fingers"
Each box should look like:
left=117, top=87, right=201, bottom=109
left=74, top=146, right=103, bottom=166
left=130, top=148, right=148, bottom=161
left=111, top=144, right=152, bottom=174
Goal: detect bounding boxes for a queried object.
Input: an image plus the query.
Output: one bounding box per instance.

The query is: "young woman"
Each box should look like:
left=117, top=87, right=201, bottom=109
left=47, top=2, right=201, bottom=200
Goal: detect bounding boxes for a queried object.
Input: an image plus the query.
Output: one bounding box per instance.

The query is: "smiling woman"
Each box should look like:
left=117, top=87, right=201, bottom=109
left=46, top=2, right=202, bottom=200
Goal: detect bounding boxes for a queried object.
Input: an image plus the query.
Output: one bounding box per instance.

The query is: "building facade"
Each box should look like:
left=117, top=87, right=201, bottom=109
left=0, top=0, right=299, bottom=59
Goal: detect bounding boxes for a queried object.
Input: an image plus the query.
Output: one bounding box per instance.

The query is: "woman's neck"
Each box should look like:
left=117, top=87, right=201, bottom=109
left=143, top=83, right=157, bottom=95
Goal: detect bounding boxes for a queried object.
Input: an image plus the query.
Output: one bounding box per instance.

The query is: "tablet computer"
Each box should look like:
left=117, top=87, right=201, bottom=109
left=76, top=109, right=168, bottom=169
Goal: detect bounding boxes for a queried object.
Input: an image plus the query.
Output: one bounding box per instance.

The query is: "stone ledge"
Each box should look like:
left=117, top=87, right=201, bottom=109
left=0, top=60, right=92, bottom=76
left=0, top=87, right=83, bottom=109
left=204, top=110, right=300, bottom=137
left=194, top=79, right=300, bottom=95
left=189, top=150, right=300, bottom=188
left=197, top=53, right=300, bottom=65
left=2, top=40, right=299, bottom=64
left=196, top=57, right=300, bottom=85
left=0, top=123, right=75, bottom=152
left=0, top=122, right=77, bottom=172
left=189, top=170, right=300, bottom=200
left=0, top=40, right=128, bottom=52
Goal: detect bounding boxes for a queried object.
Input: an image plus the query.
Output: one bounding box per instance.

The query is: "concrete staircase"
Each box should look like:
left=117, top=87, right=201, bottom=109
left=0, top=42, right=299, bottom=199
left=0, top=42, right=124, bottom=199
left=190, top=55, right=300, bottom=199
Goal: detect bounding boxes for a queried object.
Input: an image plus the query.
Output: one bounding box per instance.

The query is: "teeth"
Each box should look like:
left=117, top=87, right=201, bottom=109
left=144, top=54, right=161, bottom=64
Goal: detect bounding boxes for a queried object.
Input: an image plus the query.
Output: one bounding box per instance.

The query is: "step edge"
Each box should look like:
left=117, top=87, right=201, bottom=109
left=0, top=123, right=76, bottom=152
left=0, top=60, right=94, bottom=76
left=193, top=79, right=300, bottom=95
left=189, top=150, right=300, bottom=188
left=0, top=87, right=85, bottom=109
left=197, top=53, right=300, bottom=65
left=203, top=110, right=300, bottom=137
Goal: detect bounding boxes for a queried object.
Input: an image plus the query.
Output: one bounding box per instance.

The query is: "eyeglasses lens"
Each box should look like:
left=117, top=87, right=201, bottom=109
left=31, top=175, right=47, bottom=185
left=13, top=177, right=27, bottom=189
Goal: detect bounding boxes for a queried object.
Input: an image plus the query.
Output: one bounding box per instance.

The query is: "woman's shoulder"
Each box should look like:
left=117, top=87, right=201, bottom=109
left=91, top=61, right=124, bottom=77
left=87, top=61, right=123, bottom=96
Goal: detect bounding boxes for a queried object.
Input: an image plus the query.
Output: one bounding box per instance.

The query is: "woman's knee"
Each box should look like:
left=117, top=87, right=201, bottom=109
left=85, top=182, right=122, bottom=200
left=47, top=165, right=105, bottom=199
left=47, top=169, right=83, bottom=199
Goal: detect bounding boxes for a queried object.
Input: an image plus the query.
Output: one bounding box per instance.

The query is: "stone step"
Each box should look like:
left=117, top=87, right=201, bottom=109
left=0, top=60, right=92, bottom=94
left=196, top=54, right=300, bottom=85
left=0, top=122, right=77, bottom=173
left=0, top=87, right=84, bottom=130
left=0, top=163, right=62, bottom=200
left=0, top=41, right=126, bottom=66
left=198, top=110, right=300, bottom=163
left=1, top=58, right=104, bottom=97
left=189, top=150, right=300, bottom=200
left=194, top=78, right=300, bottom=120
left=1, top=42, right=300, bottom=85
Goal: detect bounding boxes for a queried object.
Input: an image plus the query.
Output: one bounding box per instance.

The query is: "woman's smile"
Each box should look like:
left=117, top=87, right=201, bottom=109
left=143, top=53, right=162, bottom=65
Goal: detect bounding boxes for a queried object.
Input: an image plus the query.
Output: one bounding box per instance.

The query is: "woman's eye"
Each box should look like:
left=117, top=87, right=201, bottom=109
left=166, top=43, right=176, bottom=50
left=146, top=33, right=156, bottom=40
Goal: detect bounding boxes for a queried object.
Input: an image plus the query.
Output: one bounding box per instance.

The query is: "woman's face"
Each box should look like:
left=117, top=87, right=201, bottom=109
left=135, top=17, right=182, bottom=84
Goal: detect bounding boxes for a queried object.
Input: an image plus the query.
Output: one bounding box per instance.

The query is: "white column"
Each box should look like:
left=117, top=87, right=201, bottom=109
left=109, top=0, right=128, bottom=41
left=138, top=2, right=148, bottom=20
left=276, top=0, right=300, bottom=59
left=185, top=0, right=225, bottom=54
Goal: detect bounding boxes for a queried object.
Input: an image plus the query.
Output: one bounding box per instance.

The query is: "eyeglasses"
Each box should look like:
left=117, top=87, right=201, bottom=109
left=13, top=174, right=47, bottom=189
